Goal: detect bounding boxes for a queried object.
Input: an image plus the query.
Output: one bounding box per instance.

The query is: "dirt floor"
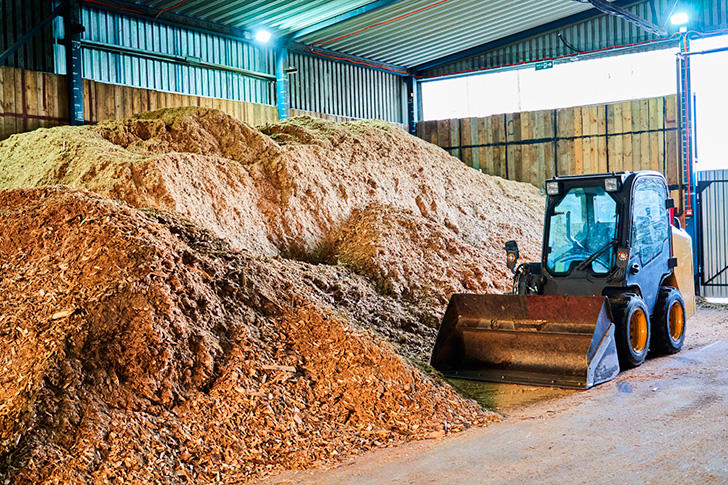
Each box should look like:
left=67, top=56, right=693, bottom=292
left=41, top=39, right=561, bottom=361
left=268, top=303, right=728, bottom=484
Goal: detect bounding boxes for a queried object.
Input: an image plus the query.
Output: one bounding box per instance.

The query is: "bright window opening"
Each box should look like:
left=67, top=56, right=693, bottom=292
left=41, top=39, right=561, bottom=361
left=421, top=37, right=728, bottom=171
left=421, top=48, right=678, bottom=120
left=546, top=186, right=618, bottom=275
left=690, top=34, right=728, bottom=171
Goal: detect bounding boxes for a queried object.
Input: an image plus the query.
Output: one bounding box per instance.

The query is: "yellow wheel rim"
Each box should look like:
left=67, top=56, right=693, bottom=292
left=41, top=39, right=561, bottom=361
left=629, top=309, right=648, bottom=353
left=669, top=301, right=685, bottom=341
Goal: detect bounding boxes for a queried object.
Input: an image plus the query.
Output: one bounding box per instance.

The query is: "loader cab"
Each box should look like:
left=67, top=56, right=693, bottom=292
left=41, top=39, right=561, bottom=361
left=541, top=171, right=674, bottom=314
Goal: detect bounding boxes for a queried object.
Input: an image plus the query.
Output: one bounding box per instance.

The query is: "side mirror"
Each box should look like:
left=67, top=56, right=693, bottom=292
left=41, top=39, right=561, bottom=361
left=673, top=217, right=682, bottom=230
left=505, top=240, right=519, bottom=274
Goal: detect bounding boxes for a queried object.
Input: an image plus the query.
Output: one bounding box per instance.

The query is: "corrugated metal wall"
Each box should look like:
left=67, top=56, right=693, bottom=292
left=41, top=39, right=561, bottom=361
left=289, top=52, right=407, bottom=123
left=54, top=5, right=277, bottom=105
left=421, top=0, right=728, bottom=77
left=49, top=5, right=406, bottom=119
left=698, top=169, right=728, bottom=298
left=0, top=0, right=56, bottom=72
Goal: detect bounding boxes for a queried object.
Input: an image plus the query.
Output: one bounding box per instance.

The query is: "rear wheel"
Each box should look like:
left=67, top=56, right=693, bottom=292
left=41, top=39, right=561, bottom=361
left=612, top=294, right=651, bottom=368
left=652, top=287, right=686, bottom=354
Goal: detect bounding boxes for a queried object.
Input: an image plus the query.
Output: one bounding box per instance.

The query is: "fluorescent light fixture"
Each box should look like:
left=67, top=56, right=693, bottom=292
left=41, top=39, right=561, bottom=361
left=255, top=30, right=272, bottom=43
left=670, top=12, right=689, bottom=26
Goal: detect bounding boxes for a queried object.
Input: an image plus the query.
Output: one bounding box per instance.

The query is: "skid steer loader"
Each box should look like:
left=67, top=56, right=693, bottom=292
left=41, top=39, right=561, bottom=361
left=431, top=171, right=695, bottom=389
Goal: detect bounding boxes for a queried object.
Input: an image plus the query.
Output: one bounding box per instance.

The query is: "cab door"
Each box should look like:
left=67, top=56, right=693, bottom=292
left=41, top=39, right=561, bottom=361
left=627, top=176, right=672, bottom=313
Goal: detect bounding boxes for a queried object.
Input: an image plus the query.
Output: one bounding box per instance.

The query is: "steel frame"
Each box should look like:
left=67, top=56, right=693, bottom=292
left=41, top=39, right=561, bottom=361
left=80, top=40, right=275, bottom=81
left=275, top=46, right=290, bottom=119
left=696, top=180, right=728, bottom=291
left=413, top=0, right=657, bottom=73
left=64, top=0, right=84, bottom=125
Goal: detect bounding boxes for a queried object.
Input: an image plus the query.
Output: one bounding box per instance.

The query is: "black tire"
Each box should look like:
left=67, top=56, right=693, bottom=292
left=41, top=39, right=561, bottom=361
left=611, top=294, right=651, bottom=368
left=651, top=287, right=686, bottom=354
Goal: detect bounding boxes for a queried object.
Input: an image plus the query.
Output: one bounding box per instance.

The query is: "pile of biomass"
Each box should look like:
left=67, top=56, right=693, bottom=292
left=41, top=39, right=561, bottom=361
left=0, top=187, right=491, bottom=483
left=0, top=108, right=544, bottom=288
left=0, top=108, right=283, bottom=255
left=333, top=203, right=510, bottom=304
left=0, top=109, right=545, bottom=482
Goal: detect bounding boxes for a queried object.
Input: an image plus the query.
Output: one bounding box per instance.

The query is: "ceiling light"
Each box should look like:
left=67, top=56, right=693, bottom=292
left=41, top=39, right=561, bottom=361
left=255, top=30, right=272, bottom=43
left=670, top=12, right=689, bottom=26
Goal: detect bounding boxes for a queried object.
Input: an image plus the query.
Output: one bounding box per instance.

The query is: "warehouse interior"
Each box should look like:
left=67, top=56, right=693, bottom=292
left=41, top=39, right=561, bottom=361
left=1, top=1, right=727, bottom=483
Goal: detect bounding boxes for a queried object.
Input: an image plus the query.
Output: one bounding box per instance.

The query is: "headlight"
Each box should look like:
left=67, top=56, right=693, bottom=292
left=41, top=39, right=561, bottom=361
left=546, top=181, right=560, bottom=196
left=604, top=177, right=619, bottom=192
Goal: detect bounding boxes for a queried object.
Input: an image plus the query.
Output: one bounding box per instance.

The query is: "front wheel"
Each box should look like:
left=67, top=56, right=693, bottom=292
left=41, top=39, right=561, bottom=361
left=612, top=294, right=651, bottom=368
left=652, top=287, right=686, bottom=354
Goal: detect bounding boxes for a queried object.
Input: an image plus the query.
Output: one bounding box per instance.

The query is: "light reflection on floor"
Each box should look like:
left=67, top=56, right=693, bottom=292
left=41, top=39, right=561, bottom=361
left=446, top=378, right=577, bottom=414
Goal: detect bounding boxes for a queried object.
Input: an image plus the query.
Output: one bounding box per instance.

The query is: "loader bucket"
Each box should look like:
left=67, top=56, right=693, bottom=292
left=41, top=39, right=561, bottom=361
left=431, top=294, right=620, bottom=389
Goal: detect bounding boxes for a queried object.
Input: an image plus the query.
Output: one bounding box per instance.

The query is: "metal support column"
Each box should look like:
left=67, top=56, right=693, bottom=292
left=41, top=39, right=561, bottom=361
left=275, top=47, right=290, bottom=120
left=64, top=0, right=84, bottom=125
left=406, top=76, right=419, bottom=136
left=677, top=33, right=698, bottom=285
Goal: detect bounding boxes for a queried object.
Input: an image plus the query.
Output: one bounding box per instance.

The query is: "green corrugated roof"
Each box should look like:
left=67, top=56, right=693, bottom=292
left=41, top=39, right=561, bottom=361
left=139, top=0, right=377, bottom=34
left=134, top=0, right=596, bottom=67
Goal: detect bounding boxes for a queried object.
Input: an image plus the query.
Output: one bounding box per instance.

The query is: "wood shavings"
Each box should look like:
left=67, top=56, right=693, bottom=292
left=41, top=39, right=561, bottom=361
left=0, top=109, right=545, bottom=483
left=0, top=187, right=496, bottom=484
left=50, top=309, right=75, bottom=320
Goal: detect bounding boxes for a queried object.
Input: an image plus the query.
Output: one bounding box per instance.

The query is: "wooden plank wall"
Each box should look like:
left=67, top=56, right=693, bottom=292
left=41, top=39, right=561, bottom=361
left=0, top=66, right=278, bottom=140
left=83, top=78, right=278, bottom=127
left=290, top=108, right=409, bottom=132
left=0, top=67, right=69, bottom=140
left=417, top=95, right=681, bottom=190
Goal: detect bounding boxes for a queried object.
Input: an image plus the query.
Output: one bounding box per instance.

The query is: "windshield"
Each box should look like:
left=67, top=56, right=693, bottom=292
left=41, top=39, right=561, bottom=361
left=545, top=186, right=618, bottom=274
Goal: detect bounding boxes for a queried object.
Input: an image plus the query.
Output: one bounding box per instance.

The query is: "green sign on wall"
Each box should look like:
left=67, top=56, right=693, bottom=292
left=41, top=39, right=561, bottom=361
left=535, top=60, right=554, bottom=71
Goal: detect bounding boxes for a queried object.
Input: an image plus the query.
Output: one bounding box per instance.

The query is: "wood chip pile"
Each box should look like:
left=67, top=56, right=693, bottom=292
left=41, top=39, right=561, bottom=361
left=0, top=107, right=544, bottom=269
left=0, top=188, right=491, bottom=483
left=332, top=202, right=511, bottom=306
left=0, top=108, right=545, bottom=483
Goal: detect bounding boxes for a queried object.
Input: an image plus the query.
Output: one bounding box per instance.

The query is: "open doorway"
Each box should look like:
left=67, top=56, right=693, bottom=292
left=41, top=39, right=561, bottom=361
left=691, top=34, right=728, bottom=300
left=690, top=34, right=728, bottom=172
left=420, top=47, right=678, bottom=121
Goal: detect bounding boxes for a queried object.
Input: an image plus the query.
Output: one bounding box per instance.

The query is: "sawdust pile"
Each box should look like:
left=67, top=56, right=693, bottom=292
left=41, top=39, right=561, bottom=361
left=0, top=108, right=545, bottom=482
left=333, top=203, right=510, bottom=304
left=0, top=108, right=286, bottom=255
left=0, top=187, right=491, bottom=483
left=264, top=117, right=543, bottom=265
left=0, top=108, right=544, bottom=298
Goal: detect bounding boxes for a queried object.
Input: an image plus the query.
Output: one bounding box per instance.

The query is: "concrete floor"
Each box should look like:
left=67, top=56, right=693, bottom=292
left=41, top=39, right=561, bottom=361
left=269, top=306, right=728, bottom=484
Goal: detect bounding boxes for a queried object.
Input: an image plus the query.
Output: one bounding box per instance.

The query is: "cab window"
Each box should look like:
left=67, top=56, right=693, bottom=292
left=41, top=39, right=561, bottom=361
left=546, top=186, right=618, bottom=274
left=631, top=177, right=669, bottom=264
